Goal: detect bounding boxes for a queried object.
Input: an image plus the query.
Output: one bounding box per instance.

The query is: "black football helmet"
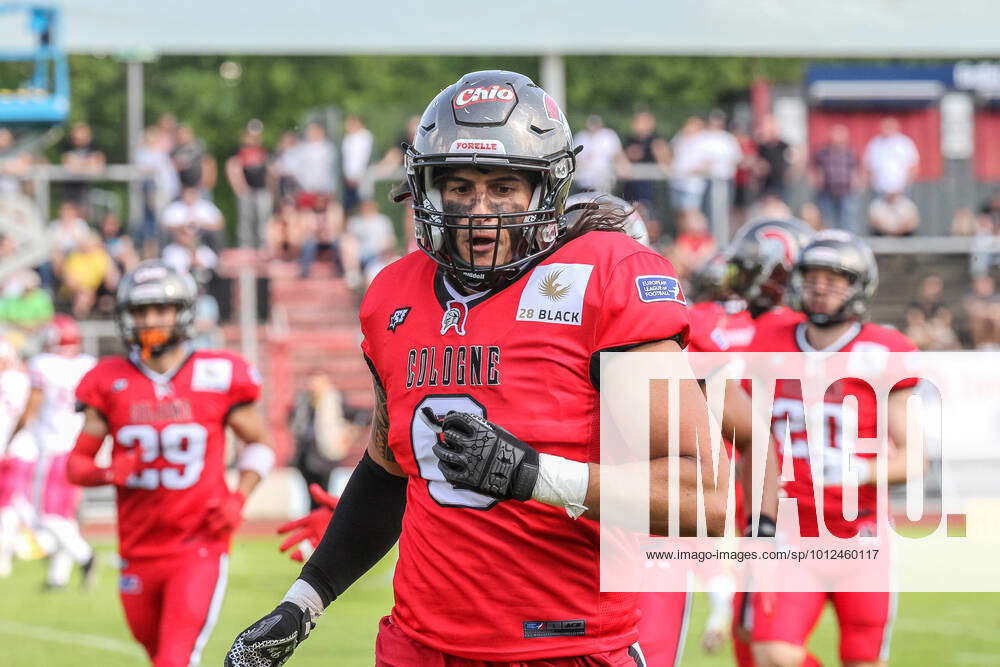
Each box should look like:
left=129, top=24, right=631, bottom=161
left=723, top=218, right=814, bottom=316
left=790, top=230, right=879, bottom=326
left=405, top=70, right=577, bottom=291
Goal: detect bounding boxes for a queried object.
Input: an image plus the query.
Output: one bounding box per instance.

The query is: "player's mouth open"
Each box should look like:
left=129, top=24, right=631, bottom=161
left=470, top=235, right=497, bottom=251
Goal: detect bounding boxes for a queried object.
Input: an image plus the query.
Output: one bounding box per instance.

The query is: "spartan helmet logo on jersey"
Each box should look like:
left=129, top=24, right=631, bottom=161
left=115, top=260, right=198, bottom=360
left=405, top=70, right=577, bottom=291
left=790, top=230, right=879, bottom=327
left=723, top=218, right=814, bottom=316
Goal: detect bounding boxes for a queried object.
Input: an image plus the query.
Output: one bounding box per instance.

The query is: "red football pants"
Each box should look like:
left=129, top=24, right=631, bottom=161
left=636, top=591, right=691, bottom=667
left=119, top=547, right=229, bottom=667
left=735, top=589, right=895, bottom=664
left=375, top=615, right=647, bottom=666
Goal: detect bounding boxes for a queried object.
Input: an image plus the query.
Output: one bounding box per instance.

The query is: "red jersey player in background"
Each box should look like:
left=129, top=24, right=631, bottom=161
left=705, top=217, right=814, bottom=351
left=740, top=231, right=925, bottom=667
left=68, top=260, right=275, bottom=667
left=7, top=314, right=97, bottom=590
left=227, top=70, right=729, bottom=667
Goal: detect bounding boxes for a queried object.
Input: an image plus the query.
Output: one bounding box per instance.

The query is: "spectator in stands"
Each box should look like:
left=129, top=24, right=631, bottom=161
left=863, top=116, right=919, bottom=197
left=60, top=229, right=118, bottom=318
left=161, top=186, right=224, bottom=251
left=798, top=202, right=824, bottom=231
left=0, top=261, right=53, bottom=332
left=970, top=193, right=1000, bottom=275
left=669, top=116, right=709, bottom=215
left=190, top=288, right=223, bottom=350
left=135, top=127, right=180, bottom=256
left=265, top=199, right=307, bottom=262
left=700, top=109, right=742, bottom=227
left=572, top=115, right=625, bottom=193
left=44, top=201, right=91, bottom=290
left=227, top=120, right=272, bottom=249
left=0, top=128, right=32, bottom=195
left=375, top=115, right=420, bottom=175
left=292, top=122, right=338, bottom=211
left=346, top=199, right=397, bottom=275
left=668, top=209, right=716, bottom=279
left=341, top=115, right=373, bottom=214
left=754, top=114, right=791, bottom=201
left=951, top=207, right=976, bottom=236
left=273, top=130, right=302, bottom=202
left=171, top=124, right=216, bottom=195
left=868, top=191, right=919, bottom=236
left=905, top=274, right=960, bottom=350
left=59, top=122, right=106, bottom=210
left=161, top=223, right=218, bottom=287
left=964, top=274, right=1000, bottom=349
left=731, top=125, right=758, bottom=225
left=622, top=110, right=670, bottom=221
left=289, top=370, right=354, bottom=505
left=155, top=113, right=179, bottom=152
left=811, top=123, right=860, bottom=232
left=99, top=212, right=140, bottom=275
left=298, top=198, right=361, bottom=288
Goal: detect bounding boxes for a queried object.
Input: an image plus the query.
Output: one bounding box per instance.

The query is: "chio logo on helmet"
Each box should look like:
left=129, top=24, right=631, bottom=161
left=453, top=85, right=516, bottom=109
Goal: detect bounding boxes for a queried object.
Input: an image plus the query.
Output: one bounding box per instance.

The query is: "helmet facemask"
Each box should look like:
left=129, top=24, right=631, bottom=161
left=410, top=153, right=574, bottom=291
left=793, top=266, right=865, bottom=327
left=117, top=302, right=194, bottom=361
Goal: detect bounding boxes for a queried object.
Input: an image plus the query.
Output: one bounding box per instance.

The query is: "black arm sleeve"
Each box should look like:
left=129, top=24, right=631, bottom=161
left=298, top=452, right=407, bottom=607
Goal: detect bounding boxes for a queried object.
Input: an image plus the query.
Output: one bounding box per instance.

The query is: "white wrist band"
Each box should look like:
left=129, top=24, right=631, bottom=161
left=531, top=453, right=590, bottom=519
left=238, top=443, right=275, bottom=478
left=283, top=579, right=325, bottom=618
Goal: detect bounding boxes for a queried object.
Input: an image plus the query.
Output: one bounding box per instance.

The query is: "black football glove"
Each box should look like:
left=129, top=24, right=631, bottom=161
left=421, top=409, right=540, bottom=501
left=224, top=601, right=315, bottom=667
left=743, top=514, right=777, bottom=539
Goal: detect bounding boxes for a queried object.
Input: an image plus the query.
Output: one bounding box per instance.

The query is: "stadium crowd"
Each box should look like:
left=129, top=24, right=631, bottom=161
left=0, top=107, right=998, bottom=361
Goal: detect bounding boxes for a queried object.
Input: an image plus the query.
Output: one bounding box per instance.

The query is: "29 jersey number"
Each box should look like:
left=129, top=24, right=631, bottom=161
left=115, top=423, right=207, bottom=490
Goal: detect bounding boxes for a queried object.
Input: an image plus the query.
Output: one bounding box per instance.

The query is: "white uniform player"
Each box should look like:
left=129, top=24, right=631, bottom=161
left=15, top=315, right=97, bottom=588
left=0, top=340, right=32, bottom=576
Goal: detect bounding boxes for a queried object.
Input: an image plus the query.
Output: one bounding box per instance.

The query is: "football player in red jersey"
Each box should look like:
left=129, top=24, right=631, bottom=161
left=227, top=71, right=730, bottom=667
left=67, top=260, right=275, bottom=667
left=738, top=231, right=925, bottom=667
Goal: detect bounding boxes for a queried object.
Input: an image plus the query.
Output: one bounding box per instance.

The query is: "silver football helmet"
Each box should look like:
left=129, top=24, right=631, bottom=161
left=790, top=230, right=879, bottom=326
left=116, top=260, right=197, bottom=358
left=405, top=70, right=577, bottom=290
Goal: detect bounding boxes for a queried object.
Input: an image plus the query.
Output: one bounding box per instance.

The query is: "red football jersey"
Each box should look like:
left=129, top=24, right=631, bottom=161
left=76, top=349, right=261, bottom=559
left=361, top=231, right=690, bottom=661
left=747, top=320, right=917, bottom=536
left=687, top=301, right=730, bottom=352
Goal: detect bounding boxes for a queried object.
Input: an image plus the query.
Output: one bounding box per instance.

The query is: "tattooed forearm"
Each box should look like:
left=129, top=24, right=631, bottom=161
left=372, top=376, right=393, bottom=461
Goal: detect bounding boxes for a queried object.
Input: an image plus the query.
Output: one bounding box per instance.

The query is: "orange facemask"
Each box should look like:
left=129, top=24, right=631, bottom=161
left=137, top=328, right=171, bottom=361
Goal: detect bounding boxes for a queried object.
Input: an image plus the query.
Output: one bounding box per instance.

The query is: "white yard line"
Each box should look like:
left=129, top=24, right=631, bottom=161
left=0, top=618, right=144, bottom=659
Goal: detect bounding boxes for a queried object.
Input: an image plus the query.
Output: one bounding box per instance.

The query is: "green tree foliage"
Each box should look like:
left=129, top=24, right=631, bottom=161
left=10, top=54, right=806, bottom=235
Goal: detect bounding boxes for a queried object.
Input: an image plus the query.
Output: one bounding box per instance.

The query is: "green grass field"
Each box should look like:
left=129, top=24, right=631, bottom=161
left=0, top=536, right=997, bottom=666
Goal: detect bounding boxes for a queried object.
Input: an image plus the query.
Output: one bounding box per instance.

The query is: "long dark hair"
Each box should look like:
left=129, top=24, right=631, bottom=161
left=560, top=199, right=633, bottom=244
